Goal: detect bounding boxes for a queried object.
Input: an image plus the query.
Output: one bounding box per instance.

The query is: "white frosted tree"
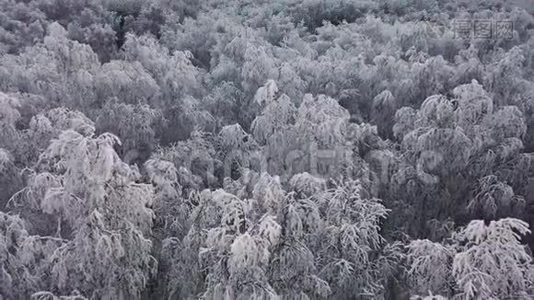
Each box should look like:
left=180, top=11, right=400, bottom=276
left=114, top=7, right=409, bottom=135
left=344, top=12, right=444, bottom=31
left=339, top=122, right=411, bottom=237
left=4, top=112, right=158, bottom=299
left=452, top=218, right=534, bottom=300
left=0, top=212, right=33, bottom=298
left=0, top=23, right=101, bottom=112
left=315, top=179, right=392, bottom=299
left=151, top=130, right=219, bottom=189
left=391, top=80, right=529, bottom=236
left=406, top=239, right=453, bottom=296
left=371, top=90, right=397, bottom=138
left=217, top=123, right=260, bottom=180
left=0, top=148, right=22, bottom=209
left=40, top=129, right=156, bottom=299
left=0, top=92, right=22, bottom=161
left=96, top=99, right=162, bottom=162
left=405, top=218, right=534, bottom=299
left=161, top=187, right=279, bottom=299
left=268, top=190, right=330, bottom=300
left=467, top=175, right=525, bottom=220
left=289, top=172, right=327, bottom=199
left=18, top=107, right=96, bottom=165
left=251, top=89, right=358, bottom=180
left=0, top=211, right=66, bottom=299
left=122, top=33, right=202, bottom=104
left=95, top=60, right=160, bottom=106
left=250, top=80, right=295, bottom=145
left=241, top=44, right=279, bottom=95
left=145, top=158, right=190, bottom=239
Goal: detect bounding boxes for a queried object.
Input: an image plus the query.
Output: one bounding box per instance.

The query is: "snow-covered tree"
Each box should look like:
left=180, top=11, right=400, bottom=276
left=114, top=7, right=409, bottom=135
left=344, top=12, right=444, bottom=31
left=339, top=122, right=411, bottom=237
left=406, top=239, right=453, bottom=296
left=452, top=218, right=534, bottom=299
left=2, top=1, right=534, bottom=299
left=315, top=179, right=392, bottom=299
left=6, top=115, right=158, bottom=298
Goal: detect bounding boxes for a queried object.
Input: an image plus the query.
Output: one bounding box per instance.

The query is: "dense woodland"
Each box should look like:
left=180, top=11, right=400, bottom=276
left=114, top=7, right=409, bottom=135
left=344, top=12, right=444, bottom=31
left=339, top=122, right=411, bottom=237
left=1, top=0, right=534, bottom=299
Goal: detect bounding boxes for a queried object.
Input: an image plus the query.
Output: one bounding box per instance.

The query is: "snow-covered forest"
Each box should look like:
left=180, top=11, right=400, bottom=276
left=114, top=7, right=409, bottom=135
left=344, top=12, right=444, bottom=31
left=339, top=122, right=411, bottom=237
left=1, top=0, right=534, bottom=299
